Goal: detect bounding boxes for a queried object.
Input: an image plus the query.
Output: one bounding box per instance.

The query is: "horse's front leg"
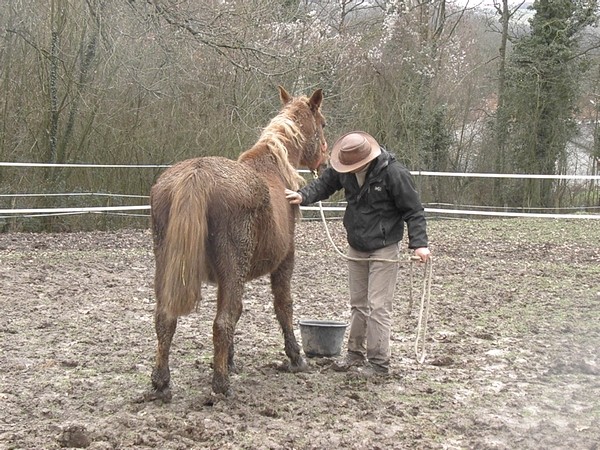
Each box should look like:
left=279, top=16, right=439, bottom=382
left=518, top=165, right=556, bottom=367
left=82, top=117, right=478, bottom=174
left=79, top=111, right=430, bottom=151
left=212, top=282, right=243, bottom=396
left=271, top=257, right=308, bottom=372
left=148, top=308, right=177, bottom=403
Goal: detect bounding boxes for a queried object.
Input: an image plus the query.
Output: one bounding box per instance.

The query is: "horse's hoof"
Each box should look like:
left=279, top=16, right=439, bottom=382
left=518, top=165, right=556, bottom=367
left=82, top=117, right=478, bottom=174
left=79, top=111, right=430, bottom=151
left=210, top=386, right=234, bottom=399
left=204, top=389, right=233, bottom=406
left=141, top=388, right=172, bottom=404
left=288, top=356, right=310, bottom=373
left=211, top=376, right=231, bottom=397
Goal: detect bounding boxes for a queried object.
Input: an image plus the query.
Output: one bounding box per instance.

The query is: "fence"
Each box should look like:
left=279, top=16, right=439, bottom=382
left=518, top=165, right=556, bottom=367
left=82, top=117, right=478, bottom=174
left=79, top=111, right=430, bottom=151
left=1, top=162, right=599, bottom=221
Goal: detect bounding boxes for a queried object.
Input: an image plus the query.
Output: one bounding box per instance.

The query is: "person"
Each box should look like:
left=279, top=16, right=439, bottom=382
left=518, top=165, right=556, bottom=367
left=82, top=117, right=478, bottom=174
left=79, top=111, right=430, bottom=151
left=285, top=131, right=430, bottom=377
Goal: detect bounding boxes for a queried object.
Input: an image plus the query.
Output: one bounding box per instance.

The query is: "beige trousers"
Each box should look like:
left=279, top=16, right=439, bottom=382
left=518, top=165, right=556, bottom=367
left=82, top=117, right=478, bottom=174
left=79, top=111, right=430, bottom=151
left=346, top=243, right=399, bottom=368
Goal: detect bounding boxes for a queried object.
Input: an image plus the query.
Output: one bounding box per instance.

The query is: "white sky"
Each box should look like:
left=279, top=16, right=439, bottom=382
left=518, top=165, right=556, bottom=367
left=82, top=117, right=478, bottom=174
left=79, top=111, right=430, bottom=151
left=452, top=0, right=533, bottom=10
left=451, top=0, right=535, bottom=20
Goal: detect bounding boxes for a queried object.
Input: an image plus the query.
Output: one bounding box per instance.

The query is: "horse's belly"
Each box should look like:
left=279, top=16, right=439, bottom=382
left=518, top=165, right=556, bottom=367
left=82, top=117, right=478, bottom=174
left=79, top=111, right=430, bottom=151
left=246, top=258, right=280, bottom=281
left=254, top=220, right=293, bottom=270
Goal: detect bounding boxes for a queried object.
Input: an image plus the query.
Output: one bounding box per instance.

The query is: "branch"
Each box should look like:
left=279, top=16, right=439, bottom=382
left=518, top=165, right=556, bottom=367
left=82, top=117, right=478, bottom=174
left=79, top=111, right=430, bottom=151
left=567, top=41, right=600, bottom=61
left=143, top=0, right=279, bottom=71
left=6, top=28, right=49, bottom=59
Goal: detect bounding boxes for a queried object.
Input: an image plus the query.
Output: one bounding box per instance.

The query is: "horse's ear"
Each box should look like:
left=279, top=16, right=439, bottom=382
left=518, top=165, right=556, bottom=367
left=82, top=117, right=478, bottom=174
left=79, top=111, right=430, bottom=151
left=278, top=86, right=293, bottom=105
left=308, top=88, right=323, bottom=112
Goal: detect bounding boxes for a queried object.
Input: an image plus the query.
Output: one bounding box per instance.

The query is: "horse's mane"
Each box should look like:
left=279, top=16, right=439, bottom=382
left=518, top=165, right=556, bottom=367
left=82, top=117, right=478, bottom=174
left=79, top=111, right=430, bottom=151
left=240, top=99, right=310, bottom=191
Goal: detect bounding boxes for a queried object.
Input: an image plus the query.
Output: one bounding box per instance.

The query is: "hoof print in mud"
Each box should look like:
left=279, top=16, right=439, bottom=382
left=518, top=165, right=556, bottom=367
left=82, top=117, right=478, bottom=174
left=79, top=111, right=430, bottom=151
left=430, top=356, right=454, bottom=367
left=56, top=424, right=91, bottom=449
left=205, top=391, right=231, bottom=406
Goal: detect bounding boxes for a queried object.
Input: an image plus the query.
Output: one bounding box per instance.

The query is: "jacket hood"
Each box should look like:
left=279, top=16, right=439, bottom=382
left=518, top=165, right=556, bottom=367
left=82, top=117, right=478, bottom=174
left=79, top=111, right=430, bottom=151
left=368, top=148, right=394, bottom=179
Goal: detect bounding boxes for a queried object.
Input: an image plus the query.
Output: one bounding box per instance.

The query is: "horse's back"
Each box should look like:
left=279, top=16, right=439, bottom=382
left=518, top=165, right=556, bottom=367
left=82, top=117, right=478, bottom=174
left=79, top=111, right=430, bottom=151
left=152, top=156, right=267, bottom=217
left=151, top=155, right=294, bottom=281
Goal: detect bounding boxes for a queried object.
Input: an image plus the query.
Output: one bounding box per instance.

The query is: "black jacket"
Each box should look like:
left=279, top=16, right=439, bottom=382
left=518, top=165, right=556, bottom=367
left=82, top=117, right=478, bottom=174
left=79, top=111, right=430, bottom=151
left=298, top=149, right=428, bottom=252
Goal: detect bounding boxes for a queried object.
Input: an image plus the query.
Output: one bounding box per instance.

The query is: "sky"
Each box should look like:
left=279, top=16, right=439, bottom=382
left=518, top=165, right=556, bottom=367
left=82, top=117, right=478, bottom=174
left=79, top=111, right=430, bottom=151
left=452, top=0, right=535, bottom=20
left=456, top=0, right=529, bottom=5
left=453, top=0, right=534, bottom=12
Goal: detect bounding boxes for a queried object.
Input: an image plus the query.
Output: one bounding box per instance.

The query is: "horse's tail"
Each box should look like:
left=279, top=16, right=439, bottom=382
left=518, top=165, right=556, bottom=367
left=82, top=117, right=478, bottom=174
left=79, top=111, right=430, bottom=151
left=157, top=172, right=208, bottom=318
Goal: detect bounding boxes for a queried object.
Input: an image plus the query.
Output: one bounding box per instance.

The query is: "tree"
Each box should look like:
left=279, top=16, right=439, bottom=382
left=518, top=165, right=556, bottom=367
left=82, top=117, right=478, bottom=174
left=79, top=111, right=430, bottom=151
left=499, top=0, right=598, bottom=208
left=491, top=0, right=525, bottom=206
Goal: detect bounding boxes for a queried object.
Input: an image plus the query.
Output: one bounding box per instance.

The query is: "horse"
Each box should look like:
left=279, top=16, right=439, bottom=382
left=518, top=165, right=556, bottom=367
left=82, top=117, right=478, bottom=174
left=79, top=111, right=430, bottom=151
left=147, top=86, right=327, bottom=400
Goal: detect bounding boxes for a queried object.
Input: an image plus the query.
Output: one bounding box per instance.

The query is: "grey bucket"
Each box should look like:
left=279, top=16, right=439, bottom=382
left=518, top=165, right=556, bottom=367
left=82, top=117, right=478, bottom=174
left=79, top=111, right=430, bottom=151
left=299, top=320, right=349, bottom=358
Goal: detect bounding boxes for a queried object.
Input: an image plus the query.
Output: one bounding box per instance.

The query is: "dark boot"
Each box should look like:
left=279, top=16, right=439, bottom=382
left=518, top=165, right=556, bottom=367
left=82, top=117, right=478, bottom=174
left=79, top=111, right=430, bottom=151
left=353, top=361, right=389, bottom=378
left=331, top=351, right=366, bottom=372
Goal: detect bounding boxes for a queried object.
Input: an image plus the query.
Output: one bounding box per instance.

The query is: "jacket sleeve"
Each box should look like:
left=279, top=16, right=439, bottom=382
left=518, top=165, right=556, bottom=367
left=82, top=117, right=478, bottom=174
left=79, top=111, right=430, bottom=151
left=388, top=164, right=428, bottom=249
left=297, top=167, right=343, bottom=205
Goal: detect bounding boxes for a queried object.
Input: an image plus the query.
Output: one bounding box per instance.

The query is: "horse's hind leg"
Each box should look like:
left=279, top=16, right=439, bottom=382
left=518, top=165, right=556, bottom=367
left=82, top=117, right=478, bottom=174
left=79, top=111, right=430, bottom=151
left=148, top=309, right=177, bottom=403
left=227, top=302, right=243, bottom=374
left=212, top=281, right=244, bottom=396
left=271, top=256, right=308, bottom=372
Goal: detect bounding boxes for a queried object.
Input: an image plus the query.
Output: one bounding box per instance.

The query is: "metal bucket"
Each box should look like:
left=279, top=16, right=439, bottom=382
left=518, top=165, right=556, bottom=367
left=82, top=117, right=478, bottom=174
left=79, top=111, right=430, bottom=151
left=299, top=319, right=348, bottom=358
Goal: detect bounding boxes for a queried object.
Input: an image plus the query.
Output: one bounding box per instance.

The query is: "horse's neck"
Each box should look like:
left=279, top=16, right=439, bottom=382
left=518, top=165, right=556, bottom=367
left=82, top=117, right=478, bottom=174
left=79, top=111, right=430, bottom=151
left=239, top=141, right=303, bottom=190
left=240, top=151, right=278, bottom=175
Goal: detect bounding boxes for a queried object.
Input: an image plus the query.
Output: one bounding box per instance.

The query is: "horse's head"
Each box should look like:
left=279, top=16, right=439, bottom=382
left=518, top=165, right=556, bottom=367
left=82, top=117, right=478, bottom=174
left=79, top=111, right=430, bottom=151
left=278, top=86, right=328, bottom=172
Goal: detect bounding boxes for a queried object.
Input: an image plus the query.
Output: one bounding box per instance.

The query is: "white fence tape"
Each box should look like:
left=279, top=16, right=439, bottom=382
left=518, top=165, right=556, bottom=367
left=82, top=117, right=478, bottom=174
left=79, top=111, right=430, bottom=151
left=1, top=162, right=599, bottom=219
left=3, top=161, right=599, bottom=180
left=3, top=205, right=598, bottom=219
left=410, top=171, right=600, bottom=180
left=1, top=205, right=150, bottom=215
left=0, top=162, right=170, bottom=168
left=0, top=192, right=149, bottom=199
left=300, top=206, right=600, bottom=219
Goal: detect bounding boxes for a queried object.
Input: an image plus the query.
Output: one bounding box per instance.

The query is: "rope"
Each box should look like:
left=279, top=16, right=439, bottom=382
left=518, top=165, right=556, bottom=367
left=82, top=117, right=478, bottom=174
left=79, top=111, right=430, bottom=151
left=315, top=200, right=417, bottom=264
left=413, top=258, right=433, bottom=364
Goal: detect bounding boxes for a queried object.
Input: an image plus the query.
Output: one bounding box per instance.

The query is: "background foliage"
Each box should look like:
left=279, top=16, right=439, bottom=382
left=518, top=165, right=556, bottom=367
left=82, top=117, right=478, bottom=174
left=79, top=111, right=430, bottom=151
left=1, top=0, right=599, bottom=230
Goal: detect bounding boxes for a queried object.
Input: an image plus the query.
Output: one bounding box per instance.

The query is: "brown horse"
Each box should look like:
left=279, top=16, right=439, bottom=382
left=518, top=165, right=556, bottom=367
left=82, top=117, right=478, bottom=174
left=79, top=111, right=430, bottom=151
left=147, top=86, right=327, bottom=400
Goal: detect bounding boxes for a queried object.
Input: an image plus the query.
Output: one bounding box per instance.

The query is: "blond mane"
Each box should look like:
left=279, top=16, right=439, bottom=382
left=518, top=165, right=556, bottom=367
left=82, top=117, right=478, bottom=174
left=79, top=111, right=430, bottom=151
left=254, top=111, right=307, bottom=190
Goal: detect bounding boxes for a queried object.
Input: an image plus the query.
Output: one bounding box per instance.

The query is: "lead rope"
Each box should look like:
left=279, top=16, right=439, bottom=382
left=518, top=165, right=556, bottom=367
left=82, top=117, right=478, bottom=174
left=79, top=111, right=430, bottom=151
left=312, top=186, right=433, bottom=365
left=413, top=257, right=433, bottom=364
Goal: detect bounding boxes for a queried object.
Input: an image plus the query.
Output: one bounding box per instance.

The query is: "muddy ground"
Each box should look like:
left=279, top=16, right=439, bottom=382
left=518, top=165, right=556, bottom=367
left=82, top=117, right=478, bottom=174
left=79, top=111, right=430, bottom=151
left=0, top=218, right=599, bottom=449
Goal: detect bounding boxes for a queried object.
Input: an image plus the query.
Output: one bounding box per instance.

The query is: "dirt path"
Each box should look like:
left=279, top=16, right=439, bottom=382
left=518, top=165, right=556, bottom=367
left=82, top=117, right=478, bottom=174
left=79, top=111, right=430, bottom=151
left=0, top=219, right=599, bottom=449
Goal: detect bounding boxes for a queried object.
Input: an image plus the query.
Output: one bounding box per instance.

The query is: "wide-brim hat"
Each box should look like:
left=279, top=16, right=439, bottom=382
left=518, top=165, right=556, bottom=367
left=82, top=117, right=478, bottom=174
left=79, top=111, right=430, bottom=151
left=330, top=131, right=381, bottom=173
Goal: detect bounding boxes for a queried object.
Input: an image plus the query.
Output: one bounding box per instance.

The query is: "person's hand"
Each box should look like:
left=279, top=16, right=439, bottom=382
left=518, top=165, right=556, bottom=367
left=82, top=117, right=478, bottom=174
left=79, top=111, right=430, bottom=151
left=414, top=247, right=431, bottom=262
left=285, top=189, right=303, bottom=205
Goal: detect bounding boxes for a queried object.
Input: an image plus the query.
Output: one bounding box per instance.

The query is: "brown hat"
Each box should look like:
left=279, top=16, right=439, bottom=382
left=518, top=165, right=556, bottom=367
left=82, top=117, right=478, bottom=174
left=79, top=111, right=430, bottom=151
left=330, top=131, right=381, bottom=173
